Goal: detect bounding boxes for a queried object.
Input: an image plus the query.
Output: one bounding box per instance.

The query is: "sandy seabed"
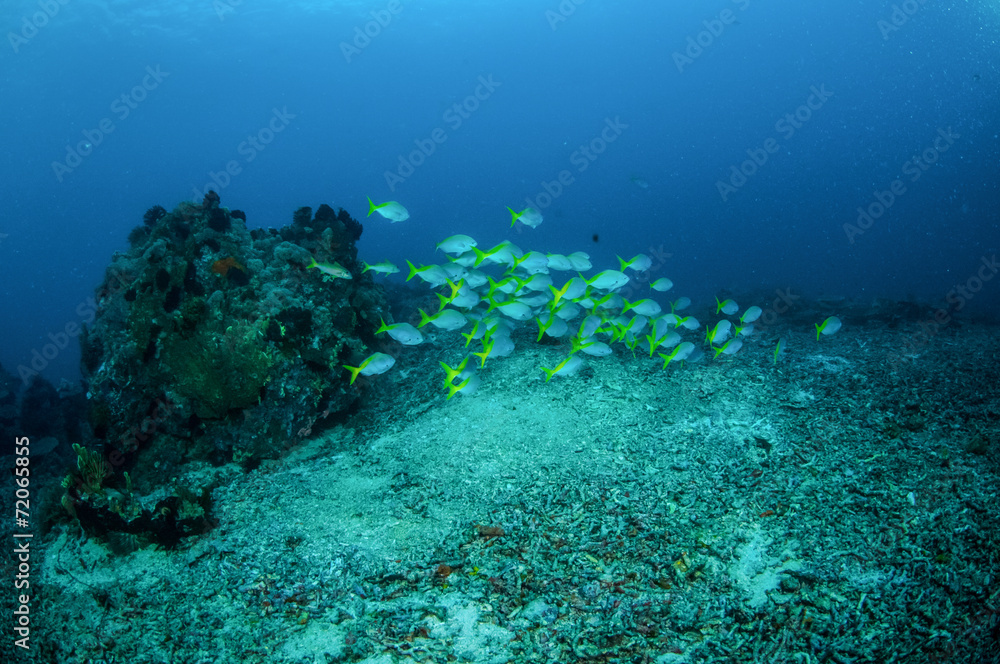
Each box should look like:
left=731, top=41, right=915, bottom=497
left=12, top=318, right=1000, bottom=664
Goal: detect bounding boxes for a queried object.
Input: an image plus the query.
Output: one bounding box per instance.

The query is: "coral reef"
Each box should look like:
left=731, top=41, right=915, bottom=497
left=77, top=192, right=389, bottom=507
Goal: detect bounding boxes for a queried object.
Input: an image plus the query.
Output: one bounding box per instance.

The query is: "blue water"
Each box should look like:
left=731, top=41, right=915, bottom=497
left=1, top=0, right=997, bottom=385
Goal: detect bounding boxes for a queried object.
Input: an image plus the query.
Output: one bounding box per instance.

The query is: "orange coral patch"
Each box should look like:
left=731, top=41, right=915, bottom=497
left=211, top=257, right=244, bottom=276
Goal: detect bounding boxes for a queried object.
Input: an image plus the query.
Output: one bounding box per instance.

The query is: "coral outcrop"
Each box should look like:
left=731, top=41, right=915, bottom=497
left=79, top=192, right=389, bottom=491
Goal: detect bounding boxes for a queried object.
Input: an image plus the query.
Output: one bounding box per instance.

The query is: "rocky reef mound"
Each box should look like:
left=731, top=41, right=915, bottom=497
left=78, top=192, right=389, bottom=498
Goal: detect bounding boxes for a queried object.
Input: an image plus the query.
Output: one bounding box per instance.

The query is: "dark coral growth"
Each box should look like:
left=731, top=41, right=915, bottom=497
left=143, top=205, right=166, bottom=226
left=292, top=206, right=312, bottom=226
left=226, top=266, right=250, bottom=287
left=265, top=306, right=314, bottom=345
left=183, top=261, right=205, bottom=296
left=314, top=203, right=337, bottom=226
left=80, top=195, right=389, bottom=496
left=201, top=190, right=221, bottom=207
left=207, top=207, right=231, bottom=233
left=339, top=206, right=364, bottom=242
left=127, top=225, right=150, bottom=247
left=163, top=286, right=182, bottom=312
left=154, top=268, right=171, bottom=291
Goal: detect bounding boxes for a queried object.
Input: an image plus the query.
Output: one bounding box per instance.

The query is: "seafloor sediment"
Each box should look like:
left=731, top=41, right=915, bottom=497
left=18, top=317, right=1000, bottom=663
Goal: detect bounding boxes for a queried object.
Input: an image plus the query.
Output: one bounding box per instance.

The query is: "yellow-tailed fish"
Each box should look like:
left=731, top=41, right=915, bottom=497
left=375, top=319, right=424, bottom=345
left=307, top=258, right=352, bottom=280
left=367, top=197, right=409, bottom=222
left=507, top=206, right=543, bottom=228
left=541, top=355, right=583, bottom=382
left=716, top=298, right=739, bottom=316
left=436, top=234, right=477, bottom=255
left=815, top=316, right=842, bottom=340
left=651, top=277, right=673, bottom=292
left=618, top=254, right=652, bottom=272
left=362, top=260, right=399, bottom=275
left=418, top=308, right=467, bottom=331
left=343, top=352, right=395, bottom=385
